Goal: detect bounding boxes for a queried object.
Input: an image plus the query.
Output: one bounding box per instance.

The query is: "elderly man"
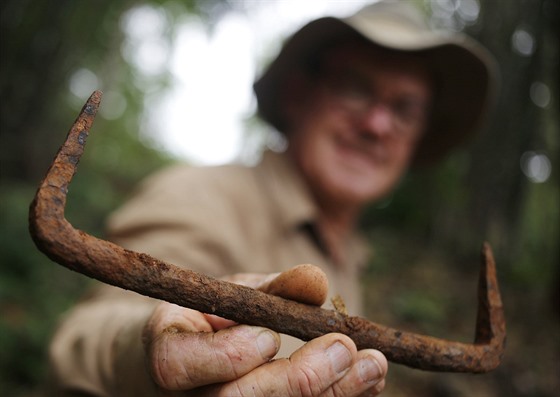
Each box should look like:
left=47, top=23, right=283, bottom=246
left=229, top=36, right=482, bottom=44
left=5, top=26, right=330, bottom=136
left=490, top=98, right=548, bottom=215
left=49, top=1, right=496, bottom=396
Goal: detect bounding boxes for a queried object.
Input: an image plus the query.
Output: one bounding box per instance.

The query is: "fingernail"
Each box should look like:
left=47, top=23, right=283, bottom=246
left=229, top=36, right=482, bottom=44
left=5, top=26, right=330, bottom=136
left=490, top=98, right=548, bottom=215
left=257, top=330, right=279, bottom=360
left=326, top=342, right=352, bottom=374
left=358, top=357, right=383, bottom=383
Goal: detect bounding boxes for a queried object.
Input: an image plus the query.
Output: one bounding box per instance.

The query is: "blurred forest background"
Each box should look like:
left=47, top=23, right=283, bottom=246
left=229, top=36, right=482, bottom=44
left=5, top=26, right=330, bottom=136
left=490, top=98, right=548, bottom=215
left=1, top=0, right=558, bottom=396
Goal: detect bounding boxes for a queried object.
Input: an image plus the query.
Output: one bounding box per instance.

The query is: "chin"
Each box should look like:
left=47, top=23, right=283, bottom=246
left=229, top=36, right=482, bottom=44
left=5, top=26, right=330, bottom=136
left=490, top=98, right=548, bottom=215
left=329, top=178, right=386, bottom=206
left=348, top=173, right=399, bottom=204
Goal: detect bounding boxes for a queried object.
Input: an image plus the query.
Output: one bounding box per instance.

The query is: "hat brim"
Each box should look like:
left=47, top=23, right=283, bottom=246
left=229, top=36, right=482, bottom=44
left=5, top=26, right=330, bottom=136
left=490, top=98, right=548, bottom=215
left=254, top=14, right=498, bottom=165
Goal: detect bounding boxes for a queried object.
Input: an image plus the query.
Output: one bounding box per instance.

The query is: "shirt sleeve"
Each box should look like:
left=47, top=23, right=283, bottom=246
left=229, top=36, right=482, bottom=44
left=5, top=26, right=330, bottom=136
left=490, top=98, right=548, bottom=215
left=106, top=164, right=253, bottom=276
left=49, top=286, right=158, bottom=397
left=48, top=164, right=249, bottom=397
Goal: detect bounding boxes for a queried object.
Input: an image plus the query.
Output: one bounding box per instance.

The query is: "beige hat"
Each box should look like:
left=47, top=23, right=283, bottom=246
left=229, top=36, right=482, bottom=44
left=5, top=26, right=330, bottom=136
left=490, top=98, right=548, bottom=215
left=253, top=1, right=498, bottom=164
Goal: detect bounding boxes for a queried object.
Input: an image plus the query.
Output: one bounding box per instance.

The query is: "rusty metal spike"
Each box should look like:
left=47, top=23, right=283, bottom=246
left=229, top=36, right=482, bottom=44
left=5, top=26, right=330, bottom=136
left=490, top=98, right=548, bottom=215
left=29, top=91, right=506, bottom=373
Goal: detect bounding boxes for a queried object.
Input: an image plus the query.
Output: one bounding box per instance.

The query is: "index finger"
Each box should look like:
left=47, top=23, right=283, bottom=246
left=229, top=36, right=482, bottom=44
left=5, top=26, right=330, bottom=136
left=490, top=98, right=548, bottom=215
left=209, top=264, right=329, bottom=330
left=146, top=324, right=280, bottom=391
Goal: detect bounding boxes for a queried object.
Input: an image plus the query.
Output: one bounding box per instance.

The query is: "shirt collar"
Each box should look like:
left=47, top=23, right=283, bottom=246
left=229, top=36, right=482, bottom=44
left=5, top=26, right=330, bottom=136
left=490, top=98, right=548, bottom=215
left=255, top=150, right=370, bottom=268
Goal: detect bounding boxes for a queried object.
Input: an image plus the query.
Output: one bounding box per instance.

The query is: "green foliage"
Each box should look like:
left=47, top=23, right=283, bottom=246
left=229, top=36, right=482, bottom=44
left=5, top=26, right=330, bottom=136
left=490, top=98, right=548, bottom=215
left=0, top=183, right=93, bottom=392
left=1, top=0, right=181, bottom=395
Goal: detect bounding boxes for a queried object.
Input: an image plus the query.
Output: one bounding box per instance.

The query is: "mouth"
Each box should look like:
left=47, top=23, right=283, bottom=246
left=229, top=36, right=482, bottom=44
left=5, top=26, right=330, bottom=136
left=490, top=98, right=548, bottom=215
left=334, top=133, right=387, bottom=170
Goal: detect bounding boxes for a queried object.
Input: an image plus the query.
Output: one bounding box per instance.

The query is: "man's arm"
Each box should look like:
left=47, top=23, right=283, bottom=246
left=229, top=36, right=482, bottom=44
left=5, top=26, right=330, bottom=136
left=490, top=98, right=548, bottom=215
left=49, top=270, right=387, bottom=397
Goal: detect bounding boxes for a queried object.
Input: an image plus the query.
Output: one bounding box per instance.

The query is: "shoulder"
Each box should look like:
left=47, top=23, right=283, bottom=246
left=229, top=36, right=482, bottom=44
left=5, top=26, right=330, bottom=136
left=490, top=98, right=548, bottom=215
left=106, top=161, right=269, bottom=274
left=109, top=161, right=262, bottom=227
left=129, top=161, right=256, bottom=205
left=141, top=162, right=251, bottom=192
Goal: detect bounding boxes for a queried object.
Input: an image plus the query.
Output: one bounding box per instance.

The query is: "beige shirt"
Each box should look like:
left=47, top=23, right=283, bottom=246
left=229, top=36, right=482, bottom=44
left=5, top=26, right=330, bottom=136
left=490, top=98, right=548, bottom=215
left=49, top=150, right=369, bottom=396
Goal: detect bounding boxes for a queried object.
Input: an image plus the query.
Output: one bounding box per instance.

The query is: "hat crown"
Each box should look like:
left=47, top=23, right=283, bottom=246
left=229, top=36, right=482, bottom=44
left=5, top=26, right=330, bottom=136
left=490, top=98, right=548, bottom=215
left=346, top=1, right=449, bottom=50
left=352, top=1, right=428, bottom=28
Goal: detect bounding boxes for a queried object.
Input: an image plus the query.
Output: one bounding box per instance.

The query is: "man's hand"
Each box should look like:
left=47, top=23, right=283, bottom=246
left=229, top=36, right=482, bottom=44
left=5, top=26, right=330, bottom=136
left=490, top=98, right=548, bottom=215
left=142, top=265, right=387, bottom=396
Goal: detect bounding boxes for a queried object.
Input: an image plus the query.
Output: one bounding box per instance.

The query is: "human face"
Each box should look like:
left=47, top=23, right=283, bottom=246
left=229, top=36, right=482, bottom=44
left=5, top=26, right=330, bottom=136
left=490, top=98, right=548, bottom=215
left=286, top=43, right=433, bottom=212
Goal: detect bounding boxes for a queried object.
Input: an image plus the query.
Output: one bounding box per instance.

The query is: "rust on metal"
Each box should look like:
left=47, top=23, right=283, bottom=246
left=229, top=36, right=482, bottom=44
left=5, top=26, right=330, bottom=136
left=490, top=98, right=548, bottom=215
left=29, top=91, right=506, bottom=373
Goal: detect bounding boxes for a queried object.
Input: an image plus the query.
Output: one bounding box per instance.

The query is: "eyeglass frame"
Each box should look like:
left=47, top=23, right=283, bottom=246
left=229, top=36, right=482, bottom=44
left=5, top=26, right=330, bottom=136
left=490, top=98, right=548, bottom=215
left=316, top=65, right=433, bottom=141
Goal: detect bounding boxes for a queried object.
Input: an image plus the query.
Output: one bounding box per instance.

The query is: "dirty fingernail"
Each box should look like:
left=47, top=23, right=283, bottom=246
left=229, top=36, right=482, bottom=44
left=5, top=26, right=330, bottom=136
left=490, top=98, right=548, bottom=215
left=358, top=357, right=383, bottom=383
left=326, top=342, right=352, bottom=374
left=257, top=330, right=279, bottom=360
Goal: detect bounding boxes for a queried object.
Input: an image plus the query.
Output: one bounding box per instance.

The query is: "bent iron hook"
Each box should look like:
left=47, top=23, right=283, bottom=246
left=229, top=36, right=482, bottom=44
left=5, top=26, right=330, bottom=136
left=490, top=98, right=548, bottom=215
left=29, top=91, right=506, bottom=373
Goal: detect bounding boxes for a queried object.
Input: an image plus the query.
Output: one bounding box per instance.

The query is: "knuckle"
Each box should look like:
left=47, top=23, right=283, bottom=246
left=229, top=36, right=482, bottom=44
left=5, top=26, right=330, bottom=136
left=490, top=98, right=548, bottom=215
left=148, top=334, right=195, bottom=390
left=210, top=332, right=248, bottom=376
left=291, top=364, right=324, bottom=397
left=149, top=342, right=178, bottom=389
left=329, top=382, right=345, bottom=397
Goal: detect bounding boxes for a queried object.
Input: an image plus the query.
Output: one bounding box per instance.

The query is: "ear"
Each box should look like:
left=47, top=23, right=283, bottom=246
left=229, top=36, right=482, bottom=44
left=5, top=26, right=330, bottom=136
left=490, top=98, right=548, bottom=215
left=277, top=70, right=315, bottom=132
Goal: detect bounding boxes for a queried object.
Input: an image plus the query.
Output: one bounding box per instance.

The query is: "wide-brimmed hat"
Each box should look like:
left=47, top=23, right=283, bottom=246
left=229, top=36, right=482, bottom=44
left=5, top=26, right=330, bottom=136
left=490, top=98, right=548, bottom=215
left=253, top=1, right=498, bottom=165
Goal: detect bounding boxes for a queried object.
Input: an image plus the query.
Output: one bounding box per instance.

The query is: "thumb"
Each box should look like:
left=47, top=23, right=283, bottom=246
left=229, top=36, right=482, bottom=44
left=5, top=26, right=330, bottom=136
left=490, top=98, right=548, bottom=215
left=207, top=264, right=329, bottom=330
left=257, top=264, right=329, bottom=306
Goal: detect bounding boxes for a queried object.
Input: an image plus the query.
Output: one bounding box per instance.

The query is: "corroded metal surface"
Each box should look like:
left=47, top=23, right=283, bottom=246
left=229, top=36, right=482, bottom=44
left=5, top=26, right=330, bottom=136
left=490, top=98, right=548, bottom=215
left=29, top=91, right=506, bottom=373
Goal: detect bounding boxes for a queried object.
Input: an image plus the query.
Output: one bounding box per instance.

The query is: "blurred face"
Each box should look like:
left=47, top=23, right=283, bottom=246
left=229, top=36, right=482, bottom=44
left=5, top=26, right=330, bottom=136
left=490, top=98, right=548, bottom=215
left=286, top=43, right=433, bottom=211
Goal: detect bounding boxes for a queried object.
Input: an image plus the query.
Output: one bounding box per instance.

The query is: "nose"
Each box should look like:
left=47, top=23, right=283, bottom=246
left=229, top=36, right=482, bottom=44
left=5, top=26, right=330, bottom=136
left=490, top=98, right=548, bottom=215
left=359, top=104, right=394, bottom=138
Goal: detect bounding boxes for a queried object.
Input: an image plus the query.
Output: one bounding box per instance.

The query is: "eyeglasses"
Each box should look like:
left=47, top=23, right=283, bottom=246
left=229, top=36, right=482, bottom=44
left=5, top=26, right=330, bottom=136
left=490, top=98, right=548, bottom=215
left=321, top=69, right=430, bottom=139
